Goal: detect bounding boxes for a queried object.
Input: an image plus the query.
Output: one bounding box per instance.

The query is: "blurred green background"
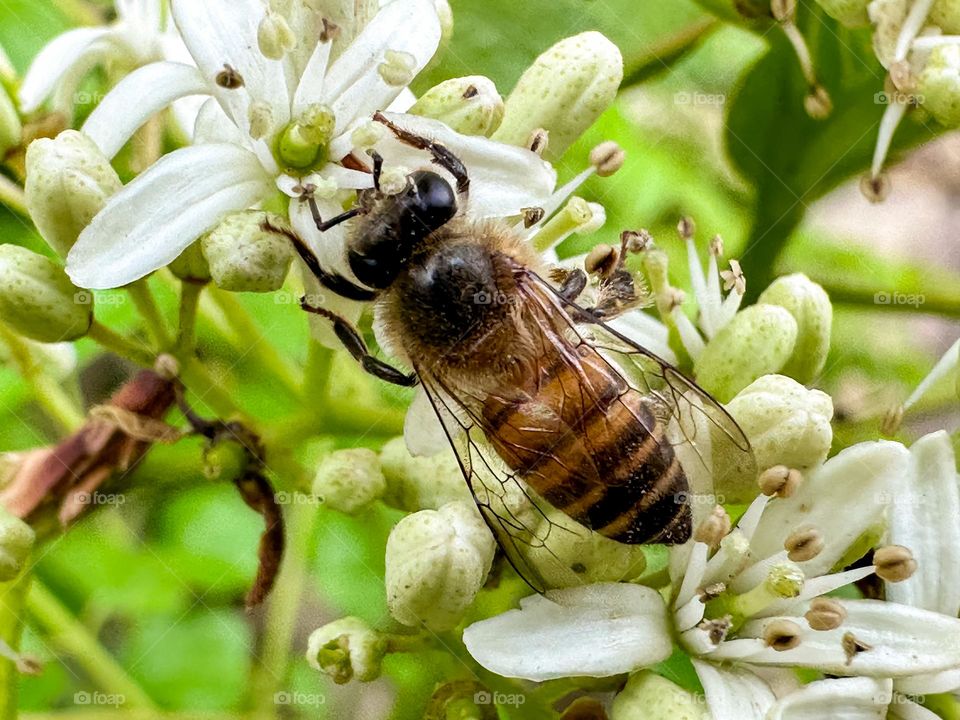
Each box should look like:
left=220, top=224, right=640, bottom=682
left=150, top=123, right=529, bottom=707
left=1, top=0, right=958, bottom=717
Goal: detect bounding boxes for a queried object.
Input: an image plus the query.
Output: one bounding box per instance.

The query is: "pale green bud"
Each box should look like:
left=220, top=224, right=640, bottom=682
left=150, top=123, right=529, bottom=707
left=0, top=245, right=93, bottom=342
left=919, top=45, right=960, bottom=127
left=410, top=76, right=504, bottom=137
left=694, top=305, right=798, bottom=403
left=25, top=130, right=122, bottom=256
left=932, top=0, right=960, bottom=33
left=727, top=374, right=833, bottom=474
left=168, top=242, right=211, bottom=284
left=306, top=616, right=386, bottom=683
left=385, top=501, right=495, bottom=631
left=379, top=437, right=471, bottom=512
left=612, top=671, right=708, bottom=720
left=0, top=506, right=35, bottom=581
left=766, top=562, right=805, bottom=598
left=312, top=448, right=386, bottom=515
left=526, top=511, right=646, bottom=588
left=0, top=83, right=20, bottom=158
left=758, top=273, right=832, bottom=383
left=868, top=0, right=909, bottom=68
left=201, top=211, right=293, bottom=292
left=813, top=0, right=870, bottom=26
left=492, top=32, right=623, bottom=161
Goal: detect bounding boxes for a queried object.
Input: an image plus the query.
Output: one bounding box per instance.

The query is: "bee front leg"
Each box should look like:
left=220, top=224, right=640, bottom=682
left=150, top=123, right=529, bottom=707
left=373, top=112, right=470, bottom=198
left=299, top=300, right=418, bottom=387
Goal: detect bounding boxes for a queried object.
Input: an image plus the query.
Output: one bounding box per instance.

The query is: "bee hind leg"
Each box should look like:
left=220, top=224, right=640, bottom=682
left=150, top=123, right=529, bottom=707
left=300, top=300, right=418, bottom=387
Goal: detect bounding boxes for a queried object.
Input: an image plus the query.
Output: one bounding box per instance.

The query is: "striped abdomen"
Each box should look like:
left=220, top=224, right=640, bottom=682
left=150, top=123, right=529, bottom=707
left=481, top=346, right=691, bottom=545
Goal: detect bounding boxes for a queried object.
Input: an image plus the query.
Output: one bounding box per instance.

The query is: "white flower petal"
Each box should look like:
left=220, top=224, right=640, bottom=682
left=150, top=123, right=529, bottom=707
left=676, top=541, right=709, bottom=608
left=692, top=660, right=774, bottom=720
left=607, top=312, right=677, bottom=365
left=904, top=339, right=959, bottom=411
left=463, top=583, right=672, bottom=681
left=292, top=39, right=332, bottom=116
left=193, top=97, right=250, bottom=146
left=749, top=441, right=910, bottom=576
left=322, top=0, right=441, bottom=133
left=375, top=112, right=557, bottom=217
left=83, top=61, right=209, bottom=159
left=67, top=144, right=271, bottom=288
left=766, top=677, right=891, bottom=720
left=731, top=599, right=960, bottom=676
left=686, top=239, right=713, bottom=336
left=886, top=431, right=960, bottom=617
left=672, top=306, right=706, bottom=360
left=888, top=697, right=942, bottom=720
left=171, top=0, right=289, bottom=131
left=896, top=667, right=960, bottom=695
left=402, top=387, right=451, bottom=457
left=19, top=27, right=111, bottom=112
left=520, top=167, right=595, bottom=240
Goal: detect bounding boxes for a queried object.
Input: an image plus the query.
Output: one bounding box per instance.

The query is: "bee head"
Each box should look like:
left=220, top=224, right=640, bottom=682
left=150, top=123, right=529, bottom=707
left=348, top=170, right=458, bottom=289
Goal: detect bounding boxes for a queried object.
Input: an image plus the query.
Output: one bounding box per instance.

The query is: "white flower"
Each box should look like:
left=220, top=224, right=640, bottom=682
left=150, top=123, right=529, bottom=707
left=463, top=438, right=960, bottom=717
left=64, top=0, right=557, bottom=326
left=19, top=0, right=189, bottom=119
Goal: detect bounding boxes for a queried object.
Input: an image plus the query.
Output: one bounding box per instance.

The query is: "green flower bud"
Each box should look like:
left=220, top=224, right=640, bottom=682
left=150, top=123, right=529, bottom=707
left=168, top=242, right=211, bottom=284
left=312, top=448, right=386, bottom=515
left=385, top=501, right=495, bottom=631
left=379, top=437, right=471, bottom=512
left=726, top=374, right=833, bottom=474
left=932, top=0, right=960, bottom=33
left=306, top=616, right=386, bottom=684
left=0, top=83, right=20, bottom=159
left=0, top=245, right=93, bottom=342
left=0, top=506, right=35, bottom=581
left=758, top=273, right=832, bottom=383
left=258, top=11, right=297, bottom=60
left=409, top=76, right=504, bottom=137
left=868, top=0, right=908, bottom=68
left=201, top=211, right=293, bottom=293
left=526, top=510, right=646, bottom=588
left=693, top=304, right=798, bottom=403
left=919, top=45, right=960, bottom=127
left=813, top=0, right=870, bottom=26
left=492, top=32, right=623, bottom=161
left=24, top=130, right=122, bottom=256
left=612, top=671, right=708, bottom=720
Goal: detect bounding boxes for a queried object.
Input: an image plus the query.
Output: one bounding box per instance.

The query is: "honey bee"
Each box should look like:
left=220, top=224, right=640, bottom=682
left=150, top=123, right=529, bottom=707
left=270, top=112, right=755, bottom=591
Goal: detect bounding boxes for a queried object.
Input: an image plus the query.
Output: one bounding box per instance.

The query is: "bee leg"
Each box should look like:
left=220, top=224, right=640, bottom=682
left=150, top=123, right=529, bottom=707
left=300, top=300, right=418, bottom=387
left=261, top=219, right=376, bottom=301
left=372, top=111, right=470, bottom=197
left=368, top=149, right=384, bottom=191
left=301, top=192, right=365, bottom=233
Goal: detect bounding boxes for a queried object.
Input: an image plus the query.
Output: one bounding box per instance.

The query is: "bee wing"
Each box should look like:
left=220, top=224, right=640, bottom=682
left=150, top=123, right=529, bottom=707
left=519, top=269, right=757, bottom=504
left=415, top=368, right=600, bottom=594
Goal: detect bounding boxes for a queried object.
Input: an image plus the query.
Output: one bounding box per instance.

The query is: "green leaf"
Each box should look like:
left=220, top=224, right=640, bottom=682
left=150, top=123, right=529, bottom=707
left=724, top=6, right=940, bottom=293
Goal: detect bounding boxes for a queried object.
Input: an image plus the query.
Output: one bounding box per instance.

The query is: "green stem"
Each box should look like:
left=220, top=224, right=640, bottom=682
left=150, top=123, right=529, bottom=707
left=176, top=356, right=247, bottom=423
left=248, top=501, right=316, bottom=718
left=0, top=324, right=85, bottom=432
left=176, top=282, right=204, bottom=355
left=87, top=322, right=155, bottom=367
left=0, top=174, right=28, bottom=218
left=126, top=281, right=173, bottom=350
left=0, top=572, right=31, bottom=720
left=25, top=581, right=157, bottom=709
left=622, top=17, right=720, bottom=87
left=813, top=280, right=960, bottom=318
left=208, top=290, right=302, bottom=399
